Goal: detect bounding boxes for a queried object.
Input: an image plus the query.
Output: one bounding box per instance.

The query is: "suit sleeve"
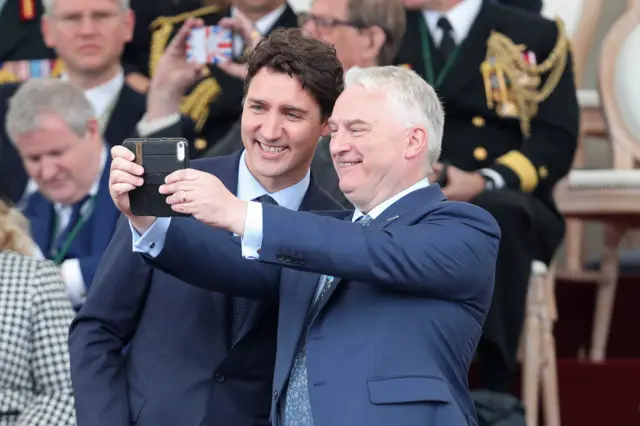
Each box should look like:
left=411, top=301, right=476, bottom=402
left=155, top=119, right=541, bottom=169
left=144, top=216, right=281, bottom=300
left=485, top=21, right=579, bottom=194
left=498, top=0, right=542, bottom=13
left=69, top=218, right=153, bottom=426
left=256, top=202, right=501, bottom=302
left=17, top=262, right=75, bottom=426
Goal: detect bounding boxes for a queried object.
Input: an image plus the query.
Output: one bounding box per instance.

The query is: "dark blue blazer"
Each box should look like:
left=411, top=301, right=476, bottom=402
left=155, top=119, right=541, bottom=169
left=69, top=150, right=341, bottom=426
left=143, top=183, right=501, bottom=426
left=23, top=152, right=120, bottom=290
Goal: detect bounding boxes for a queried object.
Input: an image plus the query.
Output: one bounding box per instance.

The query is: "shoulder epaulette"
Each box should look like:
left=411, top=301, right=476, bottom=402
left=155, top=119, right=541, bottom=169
left=150, top=5, right=222, bottom=31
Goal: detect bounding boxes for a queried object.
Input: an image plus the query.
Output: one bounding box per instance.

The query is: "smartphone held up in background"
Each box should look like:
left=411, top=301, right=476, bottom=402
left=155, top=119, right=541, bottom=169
left=187, top=25, right=233, bottom=65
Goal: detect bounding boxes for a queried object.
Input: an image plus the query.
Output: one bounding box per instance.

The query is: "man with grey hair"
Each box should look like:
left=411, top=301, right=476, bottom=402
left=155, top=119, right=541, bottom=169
left=113, top=65, right=501, bottom=425
left=7, top=78, right=120, bottom=309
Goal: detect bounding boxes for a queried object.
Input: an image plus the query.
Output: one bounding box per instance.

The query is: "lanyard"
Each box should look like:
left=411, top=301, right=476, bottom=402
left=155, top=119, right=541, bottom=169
left=418, top=18, right=462, bottom=88
left=50, top=196, right=96, bottom=265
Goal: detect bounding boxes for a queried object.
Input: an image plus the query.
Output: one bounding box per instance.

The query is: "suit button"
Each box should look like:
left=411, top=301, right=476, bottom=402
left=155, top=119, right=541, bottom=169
left=214, top=373, right=225, bottom=382
left=299, top=258, right=307, bottom=265
left=273, top=390, right=278, bottom=400
left=276, top=254, right=284, bottom=261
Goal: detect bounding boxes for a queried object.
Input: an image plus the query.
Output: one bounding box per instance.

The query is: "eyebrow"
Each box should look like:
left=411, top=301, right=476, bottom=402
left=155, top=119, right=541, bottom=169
left=246, top=98, right=310, bottom=116
left=328, top=118, right=373, bottom=127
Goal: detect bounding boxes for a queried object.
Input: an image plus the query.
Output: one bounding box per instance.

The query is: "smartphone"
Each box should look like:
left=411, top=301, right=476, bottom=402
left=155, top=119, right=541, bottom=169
left=186, top=25, right=233, bottom=65
left=122, top=138, right=189, bottom=217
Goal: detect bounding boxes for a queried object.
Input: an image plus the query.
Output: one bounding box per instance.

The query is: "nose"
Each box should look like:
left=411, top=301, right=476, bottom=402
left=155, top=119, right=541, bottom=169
left=38, top=158, right=59, bottom=181
left=78, top=15, right=98, bottom=35
left=259, top=112, right=283, bottom=142
left=329, top=131, right=351, bottom=158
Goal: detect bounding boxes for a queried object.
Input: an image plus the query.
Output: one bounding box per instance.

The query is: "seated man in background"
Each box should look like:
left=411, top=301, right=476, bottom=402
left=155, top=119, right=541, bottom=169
left=394, top=0, right=578, bottom=398
left=6, top=79, right=120, bottom=309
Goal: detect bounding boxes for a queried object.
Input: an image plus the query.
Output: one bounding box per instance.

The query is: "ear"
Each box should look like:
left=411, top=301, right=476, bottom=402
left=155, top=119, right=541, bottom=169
left=319, top=119, right=331, bottom=137
left=41, top=15, right=54, bottom=48
left=404, top=125, right=428, bottom=160
left=361, top=25, right=387, bottom=64
left=86, top=118, right=100, bottom=141
left=124, top=9, right=135, bottom=42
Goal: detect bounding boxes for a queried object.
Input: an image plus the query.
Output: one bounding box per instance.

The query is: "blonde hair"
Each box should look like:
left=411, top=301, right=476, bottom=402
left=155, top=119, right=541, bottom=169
left=0, top=200, right=36, bottom=256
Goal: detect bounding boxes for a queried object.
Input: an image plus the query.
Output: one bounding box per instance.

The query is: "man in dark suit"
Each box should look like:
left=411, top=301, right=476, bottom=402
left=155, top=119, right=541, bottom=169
left=140, top=0, right=298, bottom=154
left=111, top=63, right=501, bottom=426
left=393, top=0, right=578, bottom=392
left=6, top=79, right=121, bottom=309
left=69, top=27, right=344, bottom=426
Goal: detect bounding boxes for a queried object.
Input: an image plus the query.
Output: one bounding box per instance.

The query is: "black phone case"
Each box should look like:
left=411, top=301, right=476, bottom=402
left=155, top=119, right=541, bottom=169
left=122, top=138, right=190, bottom=217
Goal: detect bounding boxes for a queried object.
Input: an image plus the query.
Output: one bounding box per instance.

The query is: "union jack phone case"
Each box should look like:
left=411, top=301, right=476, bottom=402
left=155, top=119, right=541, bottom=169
left=186, top=25, right=233, bottom=65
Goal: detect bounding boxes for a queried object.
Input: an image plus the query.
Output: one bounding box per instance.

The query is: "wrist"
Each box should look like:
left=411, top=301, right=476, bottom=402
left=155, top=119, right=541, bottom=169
left=146, top=87, right=182, bottom=120
left=129, top=215, right=157, bottom=235
left=227, top=199, right=248, bottom=236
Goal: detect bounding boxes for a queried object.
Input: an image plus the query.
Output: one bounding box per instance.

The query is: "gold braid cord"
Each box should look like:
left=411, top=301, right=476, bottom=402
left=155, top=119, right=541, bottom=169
left=480, top=18, right=569, bottom=137
left=149, top=5, right=222, bottom=132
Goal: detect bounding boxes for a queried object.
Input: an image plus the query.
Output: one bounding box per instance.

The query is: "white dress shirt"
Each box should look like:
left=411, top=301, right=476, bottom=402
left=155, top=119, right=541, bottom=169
left=422, top=0, right=482, bottom=46
left=131, top=150, right=311, bottom=257
left=241, top=178, right=430, bottom=261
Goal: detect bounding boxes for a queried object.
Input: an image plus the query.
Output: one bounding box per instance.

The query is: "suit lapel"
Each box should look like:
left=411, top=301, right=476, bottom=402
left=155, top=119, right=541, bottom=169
left=311, top=185, right=447, bottom=317
left=0, top=2, right=31, bottom=60
left=436, top=0, right=494, bottom=99
left=268, top=4, right=298, bottom=33
left=24, top=192, right=54, bottom=256
left=103, top=84, right=146, bottom=146
left=397, top=11, right=428, bottom=79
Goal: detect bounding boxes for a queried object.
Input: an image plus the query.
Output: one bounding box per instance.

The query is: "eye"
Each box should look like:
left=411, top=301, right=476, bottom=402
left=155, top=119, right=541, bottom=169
left=250, top=104, right=264, bottom=112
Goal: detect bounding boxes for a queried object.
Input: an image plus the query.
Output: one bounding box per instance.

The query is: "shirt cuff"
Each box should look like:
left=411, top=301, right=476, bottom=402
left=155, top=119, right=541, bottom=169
left=479, top=168, right=506, bottom=189
left=241, top=201, right=263, bottom=260
left=130, top=218, right=172, bottom=258
left=136, top=113, right=181, bottom=137
left=61, top=259, right=86, bottom=307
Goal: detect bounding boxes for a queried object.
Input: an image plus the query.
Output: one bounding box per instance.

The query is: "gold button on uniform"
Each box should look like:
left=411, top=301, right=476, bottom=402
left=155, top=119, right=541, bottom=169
left=472, top=115, right=485, bottom=127
left=195, top=138, right=207, bottom=151
left=539, top=166, right=549, bottom=179
left=474, top=146, right=488, bottom=161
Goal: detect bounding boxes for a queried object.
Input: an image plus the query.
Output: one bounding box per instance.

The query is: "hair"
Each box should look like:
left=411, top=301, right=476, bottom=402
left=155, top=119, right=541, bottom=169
left=0, top=199, right=36, bottom=256
left=346, top=0, right=406, bottom=65
left=5, top=78, right=95, bottom=143
left=245, top=28, right=344, bottom=121
left=344, top=66, right=444, bottom=167
left=42, top=0, right=131, bottom=15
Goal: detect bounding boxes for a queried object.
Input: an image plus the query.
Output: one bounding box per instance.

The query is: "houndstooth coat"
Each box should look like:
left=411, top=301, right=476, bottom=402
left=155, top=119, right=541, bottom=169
left=0, top=250, right=76, bottom=426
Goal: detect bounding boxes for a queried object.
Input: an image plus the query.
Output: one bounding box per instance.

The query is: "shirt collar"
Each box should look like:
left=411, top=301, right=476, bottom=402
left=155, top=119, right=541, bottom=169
left=422, top=0, right=482, bottom=44
left=231, top=4, right=287, bottom=35
left=352, top=178, right=430, bottom=222
left=236, top=150, right=310, bottom=210
left=61, top=67, right=124, bottom=117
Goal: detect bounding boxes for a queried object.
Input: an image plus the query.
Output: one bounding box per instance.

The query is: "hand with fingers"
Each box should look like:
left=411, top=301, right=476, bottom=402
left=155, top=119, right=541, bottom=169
left=108, top=146, right=157, bottom=233
left=146, top=17, right=207, bottom=120
left=216, top=11, right=263, bottom=80
left=433, top=162, right=486, bottom=202
left=159, top=169, right=248, bottom=235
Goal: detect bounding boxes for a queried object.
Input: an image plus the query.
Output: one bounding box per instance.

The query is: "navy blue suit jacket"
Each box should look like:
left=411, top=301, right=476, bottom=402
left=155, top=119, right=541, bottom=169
left=144, top=184, right=501, bottom=426
left=69, top=151, right=341, bottom=426
left=23, top=153, right=120, bottom=290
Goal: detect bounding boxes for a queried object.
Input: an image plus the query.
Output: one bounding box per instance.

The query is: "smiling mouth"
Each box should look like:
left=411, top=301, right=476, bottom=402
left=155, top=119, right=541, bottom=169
left=338, top=161, right=362, bottom=167
left=256, top=140, right=288, bottom=154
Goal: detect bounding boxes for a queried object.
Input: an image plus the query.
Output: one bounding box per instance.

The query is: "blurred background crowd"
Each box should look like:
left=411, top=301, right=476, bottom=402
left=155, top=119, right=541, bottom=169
left=0, top=0, right=638, bottom=425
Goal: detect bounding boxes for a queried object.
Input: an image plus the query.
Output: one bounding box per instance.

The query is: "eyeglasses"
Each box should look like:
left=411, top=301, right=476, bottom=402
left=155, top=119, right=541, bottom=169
left=297, top=12, right=367, bottom=32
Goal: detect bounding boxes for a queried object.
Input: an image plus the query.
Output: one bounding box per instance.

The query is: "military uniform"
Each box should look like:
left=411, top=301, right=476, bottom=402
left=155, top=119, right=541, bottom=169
left=148, top=3, right=298, bottom=156
left=394, top=1, right=578, bottom=391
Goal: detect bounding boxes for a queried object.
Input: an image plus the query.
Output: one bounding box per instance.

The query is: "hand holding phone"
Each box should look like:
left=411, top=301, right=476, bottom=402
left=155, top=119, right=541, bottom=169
left=121, top=138, right=190, bottom=217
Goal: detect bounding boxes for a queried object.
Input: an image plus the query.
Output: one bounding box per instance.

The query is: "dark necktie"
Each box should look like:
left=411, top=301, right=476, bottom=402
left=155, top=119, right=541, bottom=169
left=230, top=194, right=279, bottom=344
left=437, top=16, right=456, bottom=59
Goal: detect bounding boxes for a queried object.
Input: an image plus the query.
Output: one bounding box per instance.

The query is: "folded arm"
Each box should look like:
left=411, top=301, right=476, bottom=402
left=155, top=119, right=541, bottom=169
left=252, top=202, right=501, bottom=301
left=69, top=218, right=153, bottom=426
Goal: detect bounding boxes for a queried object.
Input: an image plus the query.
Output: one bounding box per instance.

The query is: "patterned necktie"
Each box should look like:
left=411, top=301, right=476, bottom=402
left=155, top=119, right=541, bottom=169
left=230, top=194, right=278, bottom=344
left=282, top=214, right=372, bottom=426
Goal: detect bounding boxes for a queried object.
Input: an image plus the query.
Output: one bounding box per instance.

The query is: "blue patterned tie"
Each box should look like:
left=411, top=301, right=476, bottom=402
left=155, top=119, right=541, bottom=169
left=230, top=194, right=278, bottom=344
left=282, top=214, right=372, bottom=426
